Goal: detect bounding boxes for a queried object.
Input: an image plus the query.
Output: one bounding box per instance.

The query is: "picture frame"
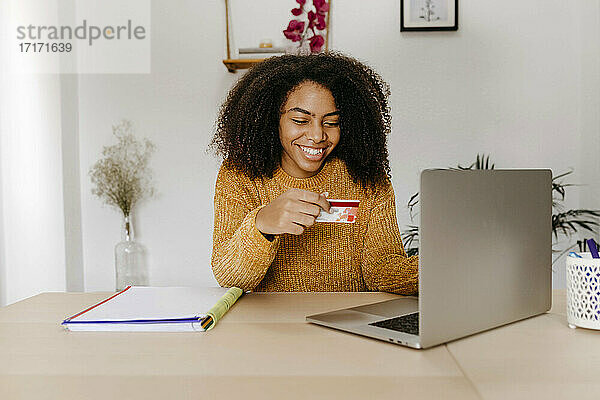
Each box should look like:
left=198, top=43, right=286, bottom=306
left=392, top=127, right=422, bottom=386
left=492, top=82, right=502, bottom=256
left=401, top=0, right=458, bottom=31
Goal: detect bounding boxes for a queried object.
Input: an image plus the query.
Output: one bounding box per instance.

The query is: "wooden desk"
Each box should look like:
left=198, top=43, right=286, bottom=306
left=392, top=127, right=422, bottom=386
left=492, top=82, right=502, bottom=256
left=0, top=290, right=597, bottom=399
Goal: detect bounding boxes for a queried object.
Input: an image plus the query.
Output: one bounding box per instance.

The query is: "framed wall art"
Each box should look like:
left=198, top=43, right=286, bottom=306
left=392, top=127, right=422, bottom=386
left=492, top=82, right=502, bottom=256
left=401, top=0, right=458, bottom=31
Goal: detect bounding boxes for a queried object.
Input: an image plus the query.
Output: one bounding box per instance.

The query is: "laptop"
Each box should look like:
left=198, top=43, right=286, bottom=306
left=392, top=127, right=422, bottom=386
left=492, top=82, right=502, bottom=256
left=306, top=169, right=552, bottom=349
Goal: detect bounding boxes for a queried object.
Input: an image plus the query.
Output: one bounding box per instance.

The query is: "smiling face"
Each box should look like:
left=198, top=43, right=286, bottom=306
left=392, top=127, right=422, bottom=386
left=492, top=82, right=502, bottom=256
left=279, top=81, right=341, bottom=178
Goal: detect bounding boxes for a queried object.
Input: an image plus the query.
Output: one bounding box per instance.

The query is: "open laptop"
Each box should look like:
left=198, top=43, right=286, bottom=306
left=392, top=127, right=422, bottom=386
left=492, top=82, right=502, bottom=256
left=306, top=169, right=552, bottom=349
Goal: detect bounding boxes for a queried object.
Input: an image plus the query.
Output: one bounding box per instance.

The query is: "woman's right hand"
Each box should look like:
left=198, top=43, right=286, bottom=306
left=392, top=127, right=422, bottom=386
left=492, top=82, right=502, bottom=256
left=255, top=189, right=331, bottom=236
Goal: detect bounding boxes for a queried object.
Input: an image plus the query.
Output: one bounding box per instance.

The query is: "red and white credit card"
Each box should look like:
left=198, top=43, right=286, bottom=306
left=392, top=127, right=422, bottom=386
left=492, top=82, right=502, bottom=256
left=316, top=199, right=360, bottom=223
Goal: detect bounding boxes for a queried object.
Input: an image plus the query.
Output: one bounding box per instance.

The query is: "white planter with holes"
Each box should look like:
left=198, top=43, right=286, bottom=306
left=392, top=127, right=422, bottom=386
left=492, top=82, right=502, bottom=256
left=566, top=253, right=600, bottom=330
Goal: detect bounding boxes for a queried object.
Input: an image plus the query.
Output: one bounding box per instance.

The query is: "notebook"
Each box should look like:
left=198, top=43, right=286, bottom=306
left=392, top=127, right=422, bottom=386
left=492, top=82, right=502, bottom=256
left=61, top=286, right=243, bottom=332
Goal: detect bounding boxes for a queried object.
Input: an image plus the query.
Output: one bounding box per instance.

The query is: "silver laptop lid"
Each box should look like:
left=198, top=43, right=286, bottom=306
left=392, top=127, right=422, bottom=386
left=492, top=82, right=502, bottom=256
left=418, top=169, right=552, bottom=348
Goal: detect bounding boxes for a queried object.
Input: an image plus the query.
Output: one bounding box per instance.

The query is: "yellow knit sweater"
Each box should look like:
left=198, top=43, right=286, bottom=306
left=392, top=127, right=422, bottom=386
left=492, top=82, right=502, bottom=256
left=211, top=157, right=419, bottom=295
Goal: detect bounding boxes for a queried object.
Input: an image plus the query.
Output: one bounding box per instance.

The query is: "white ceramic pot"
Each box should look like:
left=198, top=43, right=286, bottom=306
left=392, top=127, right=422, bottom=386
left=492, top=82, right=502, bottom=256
left=566, top=253, right=600, bottom=330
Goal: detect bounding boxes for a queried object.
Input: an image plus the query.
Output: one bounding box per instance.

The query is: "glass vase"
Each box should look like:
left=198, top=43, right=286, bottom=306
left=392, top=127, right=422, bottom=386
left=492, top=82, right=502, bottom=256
left=115, top=213, right=148, bottom=291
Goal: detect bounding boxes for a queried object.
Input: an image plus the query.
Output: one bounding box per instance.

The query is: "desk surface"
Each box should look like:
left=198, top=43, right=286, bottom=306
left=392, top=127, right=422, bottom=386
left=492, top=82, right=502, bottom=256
left=0, top=289, right=597, bottom=400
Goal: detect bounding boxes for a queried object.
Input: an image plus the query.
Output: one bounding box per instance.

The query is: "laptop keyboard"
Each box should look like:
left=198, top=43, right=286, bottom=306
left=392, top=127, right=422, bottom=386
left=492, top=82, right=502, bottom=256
left=369, top=312, right=419, bottom=336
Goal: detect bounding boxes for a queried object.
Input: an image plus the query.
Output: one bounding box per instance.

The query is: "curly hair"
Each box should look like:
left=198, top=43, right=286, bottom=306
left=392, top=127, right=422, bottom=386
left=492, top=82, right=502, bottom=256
left=210, top=52, right=392, bottom=189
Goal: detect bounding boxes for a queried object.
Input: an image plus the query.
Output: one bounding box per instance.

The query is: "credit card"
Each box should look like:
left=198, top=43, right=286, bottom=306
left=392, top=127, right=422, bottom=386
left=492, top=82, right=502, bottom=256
left=316, top=199, right=360, bottom=223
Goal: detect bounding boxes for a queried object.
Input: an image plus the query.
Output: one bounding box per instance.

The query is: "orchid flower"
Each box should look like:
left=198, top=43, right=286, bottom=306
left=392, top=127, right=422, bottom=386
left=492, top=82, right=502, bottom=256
left=283, top=20, right=305, bottom=42
left=309, top=34, right=324, bottom=52
left=283, top=0, right=329, bottom=53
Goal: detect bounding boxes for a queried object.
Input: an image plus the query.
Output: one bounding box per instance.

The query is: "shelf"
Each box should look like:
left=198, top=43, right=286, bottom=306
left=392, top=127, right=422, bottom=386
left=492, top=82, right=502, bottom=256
left=222, top=0, right=331, bottom=73
left=222, top=59, right=264, bottom=73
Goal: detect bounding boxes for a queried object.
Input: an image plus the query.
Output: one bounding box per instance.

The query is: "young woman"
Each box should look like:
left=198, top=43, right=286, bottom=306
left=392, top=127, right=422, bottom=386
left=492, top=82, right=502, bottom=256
left=210, top=53, right=418, bottom=295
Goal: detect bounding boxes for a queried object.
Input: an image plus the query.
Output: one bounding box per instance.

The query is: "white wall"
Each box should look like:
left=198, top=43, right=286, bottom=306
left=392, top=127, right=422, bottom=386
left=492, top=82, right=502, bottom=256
left=0, top=1, right=67, bottom=305
left=579, top=2, right=600, bottom=218
left=0, top=74, right=68, bottom=306
left=2, top=0, right=598, bottom=303
left=571, top=1, right=600, bottom=288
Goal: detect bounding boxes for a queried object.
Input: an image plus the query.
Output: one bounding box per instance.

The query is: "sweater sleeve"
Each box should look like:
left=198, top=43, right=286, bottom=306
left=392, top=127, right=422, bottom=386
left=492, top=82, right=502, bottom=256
left=361, top=182, right=419, bottom=295
left=211, top=167, right=280, bottom=291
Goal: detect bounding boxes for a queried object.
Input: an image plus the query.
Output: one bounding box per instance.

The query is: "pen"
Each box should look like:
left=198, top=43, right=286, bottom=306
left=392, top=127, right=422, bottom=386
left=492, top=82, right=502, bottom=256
left=568, top=252, right=583, bottom=258
left=587, top=239, right=600, bottom=259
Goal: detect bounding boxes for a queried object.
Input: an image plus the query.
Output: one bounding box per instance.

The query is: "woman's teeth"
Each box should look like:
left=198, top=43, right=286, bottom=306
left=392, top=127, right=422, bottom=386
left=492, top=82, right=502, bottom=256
left=299, top=146, right=325, bottom=155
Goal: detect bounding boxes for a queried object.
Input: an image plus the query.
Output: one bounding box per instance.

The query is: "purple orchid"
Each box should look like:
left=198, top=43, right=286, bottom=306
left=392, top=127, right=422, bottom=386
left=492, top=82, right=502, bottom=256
left=307, top=11, right=316, bottom=28
left=309, top=34, right=324, bottom=53
left=283, top=0, right=329, bottom=53
left=313, top=0, right=329, bottom=14
left=291, top=0, right=306, bottom=15
left=283, top=20, right=305, bottom=42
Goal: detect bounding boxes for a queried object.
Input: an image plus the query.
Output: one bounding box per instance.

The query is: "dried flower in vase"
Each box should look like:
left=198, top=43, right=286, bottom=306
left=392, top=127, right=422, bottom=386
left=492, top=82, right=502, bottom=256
left=89, top=120, right=156, bottom=217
